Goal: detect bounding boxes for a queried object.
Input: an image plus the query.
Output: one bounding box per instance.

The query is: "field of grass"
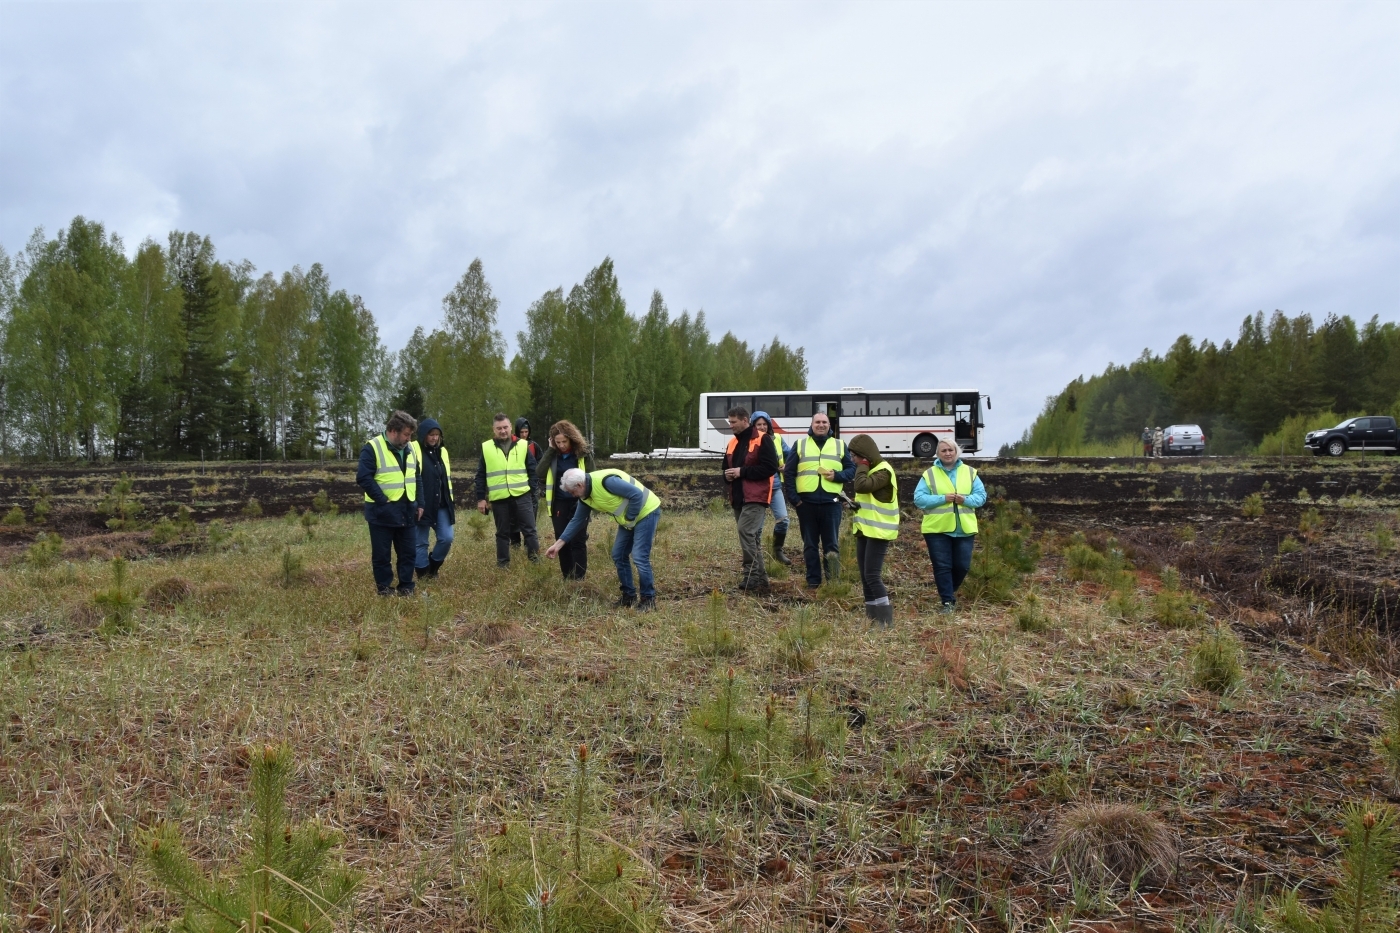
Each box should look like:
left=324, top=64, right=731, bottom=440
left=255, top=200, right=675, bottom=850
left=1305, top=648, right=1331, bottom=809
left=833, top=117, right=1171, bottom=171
left=3, top=488, right=1400, bottom=931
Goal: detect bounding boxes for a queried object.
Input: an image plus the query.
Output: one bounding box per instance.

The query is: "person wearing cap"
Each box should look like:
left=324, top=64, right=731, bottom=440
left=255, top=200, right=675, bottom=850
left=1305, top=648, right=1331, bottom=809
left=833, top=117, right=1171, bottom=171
left=750, top=410, right=793, bottom=566
left=474, top=412, right=540, bottom=567
left=848, top=433, right=898, bottom=627
left=1141, top=426, right=1152, bottom=458
left=783, top=410, right=856, bottom=588
left=544, top=467, right=661, bottom=611
left=509, top=417, right=544, bottom=549
left=1152, top=426, right=1164, bottom=458
left=722, top=405, right=780, bottom=593
left=914, top=437, right=986, bottom=612
left=536, top=419, right=590, bottom=580
left=410, top=417, right=455, bottom=579
left=356, top=409, right=421, bottom=596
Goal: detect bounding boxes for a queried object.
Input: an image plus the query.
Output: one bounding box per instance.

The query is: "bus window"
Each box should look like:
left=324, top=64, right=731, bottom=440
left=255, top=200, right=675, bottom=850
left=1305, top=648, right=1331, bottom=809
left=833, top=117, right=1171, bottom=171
left=707, top=396, right=729, bottom=418
left=787, top=395, right=814, bottom=418
left=868, top=395, right=906, bottom=416
left=841, top=395, right=866, bottom=417
left=909, top=396, right=940, bottom=416
left=755, top=396, right=787, bottom=418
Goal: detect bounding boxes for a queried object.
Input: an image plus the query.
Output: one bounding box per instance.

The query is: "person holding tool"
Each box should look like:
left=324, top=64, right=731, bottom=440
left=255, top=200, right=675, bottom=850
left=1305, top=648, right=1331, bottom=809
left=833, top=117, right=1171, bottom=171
left=848, top=433, right=899, bottom=627
left=784, top=410, right=855, bottom=589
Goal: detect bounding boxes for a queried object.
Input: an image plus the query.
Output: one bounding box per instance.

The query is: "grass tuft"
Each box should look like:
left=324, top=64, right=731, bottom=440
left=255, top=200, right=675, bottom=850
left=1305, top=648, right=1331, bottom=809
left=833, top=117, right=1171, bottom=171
left=1191, top=627, right=1245, bottom=694
left=1050, top=802, right=1177, bottom=892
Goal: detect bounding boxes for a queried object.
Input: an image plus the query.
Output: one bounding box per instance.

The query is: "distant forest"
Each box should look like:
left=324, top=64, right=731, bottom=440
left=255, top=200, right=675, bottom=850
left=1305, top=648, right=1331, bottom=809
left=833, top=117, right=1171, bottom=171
left=1009, top=311, right=1400, bottom=456
left=0, top=216, right=807, bottom=460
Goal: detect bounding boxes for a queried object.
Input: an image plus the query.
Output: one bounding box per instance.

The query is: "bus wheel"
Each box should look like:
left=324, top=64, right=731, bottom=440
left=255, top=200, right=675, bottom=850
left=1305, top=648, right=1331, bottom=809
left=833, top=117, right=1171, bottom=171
left=913, top=434, right=937, bottom=459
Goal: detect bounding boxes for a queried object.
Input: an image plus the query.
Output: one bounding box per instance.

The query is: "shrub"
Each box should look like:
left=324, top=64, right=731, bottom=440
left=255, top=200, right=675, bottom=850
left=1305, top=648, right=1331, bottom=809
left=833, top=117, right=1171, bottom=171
left=1191, top=628, right=1245, bottom=693
left=174, top=504, right=196, bottom=534
left=1271, top=804, right=1399, bottom=933
left=1151, top=567, right=1201, bottom=629
left=32, top=495, right=50, bottom=523
left=148, top=518, right=180, bottom=545
left=311, top=489, right=339, bottom=515
left=775, top=607, right=832, bottom=671
left=279, top=546, right=306, bottom=587
left=1373, top=525, right=1394, bottom=556
left=206, top=519, right=230, bottom=546
left=687, top=667, right=761, bottom=796
left=2, top=506, right=24, bottom=526
left=98, top=474, right=143, bottom=530
left=685, top=589, right=740, bottom=658
left=1050, top=802, right=1177, bottom=892
left=478, top=744, right=657, bottom=932
left=1373, top=691, right=1400, bottom=792
left=1105, top=588, right=1143, bottom=623
left=466, top=512, right=490, bottom=541
left=1241, top=493, right=1265, bottom=519
left=1299, top=507, right=1325, bottom=541
left=141, top=742, right=360, bottom=933
left=241, top=497, right=263, bottom=518
left=1015, top=591, right=1051, bottom=633
left=93, top=557, right=142, bottom=636
left=300, top=509, right=319, bottom=540
left=1278, top=535, right=1303, bottom=555
left=24, top=532, right=64, bottom=568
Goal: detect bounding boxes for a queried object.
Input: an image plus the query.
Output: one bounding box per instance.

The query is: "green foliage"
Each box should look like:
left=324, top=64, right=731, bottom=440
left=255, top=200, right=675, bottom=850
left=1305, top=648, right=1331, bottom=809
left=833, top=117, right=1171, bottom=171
left=1015, top=591, right=1051, bottom=632
left=25, top=531, right=64, bottom=568
left=774, top=607, right=832, bottom=671
left=206, top=519, right=230, bottom=547
left=466, top=511, right=490, bottom=541
left=1152, top=566, right=1202, bottom=629
left=685, top=589, right=740, bottom=658
left=1279, top=535, right=1304, bottom=555
left=140, top=742, right=360, bottom=933
left=149, top=517, right=180, bottom=545
left=792, top=685, right=847, bottom=766
left=93, top=556, right=142, bottom=636
left=1104, top=588, right=1144, bottom=623
left=32, top=494, right=50, bottom=523
left=1270, top=804, right=1400, bottom=933
left=1372, top=525, right=1394, bottom=556
left=1241, top=492, right=1265, bottom=519
left=300, top=508, right=319, bottom=540
left=98, top=473, right=143, bottom=530
left=1063, top=532, right=1134, bottom=590
left=1, top=505, right=24, bottom=526
left=963, top=500, right=1039, bottom=604
left=241, top=497, right=263, bottom=517
left=477, top=744, right=658, bottom=933
left=279, top=546, right=306, bottom=587
left=1300, top=507, right=1325, bottom=541
left=1373, top=691, right=1400, bottom=791
left=687, top=668, right=762, bottom=796
left=1191, top=627, right=1245, bottom=693
left=1257, top=410, right=1349, bottom=457
left=310, top=488, right=338, bottom=515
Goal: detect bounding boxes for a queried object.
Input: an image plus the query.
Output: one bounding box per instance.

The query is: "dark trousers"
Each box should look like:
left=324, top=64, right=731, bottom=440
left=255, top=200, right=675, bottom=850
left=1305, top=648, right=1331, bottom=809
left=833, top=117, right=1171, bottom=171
left=855, top=534, right=890, bottom=603
left=924, top=533, right=975, bottom=605
left=795, top=500, right=843, bottom=586
left=368, top=522, right=416, bottom=592
left=551, top=498, right=588, bottom=579
left=509, top=491, right=540, bottom=547
left=492, top=495, right=539, bottom=565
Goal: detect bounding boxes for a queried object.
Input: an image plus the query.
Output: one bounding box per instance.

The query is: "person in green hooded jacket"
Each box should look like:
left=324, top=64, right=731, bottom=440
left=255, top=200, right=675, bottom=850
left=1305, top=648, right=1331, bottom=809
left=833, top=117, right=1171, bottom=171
left=848, top=434, right=899, bottom=627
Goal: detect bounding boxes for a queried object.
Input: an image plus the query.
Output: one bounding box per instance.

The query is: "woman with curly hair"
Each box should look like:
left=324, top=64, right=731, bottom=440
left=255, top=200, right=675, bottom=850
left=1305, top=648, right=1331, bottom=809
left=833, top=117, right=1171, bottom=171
left=536, top=420, right=592, bottom=579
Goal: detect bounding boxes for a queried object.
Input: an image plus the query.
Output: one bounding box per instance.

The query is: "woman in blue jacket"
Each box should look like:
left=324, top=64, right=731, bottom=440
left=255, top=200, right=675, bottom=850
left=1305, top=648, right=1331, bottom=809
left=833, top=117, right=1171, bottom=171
left=913, top=438, right=987, bottom=612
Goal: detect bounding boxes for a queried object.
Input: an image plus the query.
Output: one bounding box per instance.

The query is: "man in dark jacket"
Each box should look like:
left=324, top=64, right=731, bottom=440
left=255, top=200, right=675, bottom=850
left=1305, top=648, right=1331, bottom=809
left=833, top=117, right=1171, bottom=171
left=783, top=410, right=856, bottom=588
left=357, top=410, right=422, bottom=596
left=411, top=417, right=454, bottom=579
left=509, top=417, right=543, bottom=549
left=721, top=405, right=779, bottom=593
left=475, top=412, right=540, bottom=567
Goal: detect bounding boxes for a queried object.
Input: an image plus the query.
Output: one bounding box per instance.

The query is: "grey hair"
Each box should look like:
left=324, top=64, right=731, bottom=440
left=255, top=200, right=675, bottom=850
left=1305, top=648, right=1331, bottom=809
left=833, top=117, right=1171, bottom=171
left=560, top=468, right=587, bottom=492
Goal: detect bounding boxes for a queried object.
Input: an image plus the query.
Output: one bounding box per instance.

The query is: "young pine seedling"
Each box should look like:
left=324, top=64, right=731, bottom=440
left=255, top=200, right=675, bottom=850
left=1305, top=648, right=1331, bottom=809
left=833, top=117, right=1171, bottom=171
left=1271, top=803, right=1399, bottom=933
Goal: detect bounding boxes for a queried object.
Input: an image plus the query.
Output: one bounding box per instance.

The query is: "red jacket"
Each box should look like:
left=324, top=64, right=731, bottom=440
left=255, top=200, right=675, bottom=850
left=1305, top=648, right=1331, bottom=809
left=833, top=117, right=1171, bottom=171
left=723, top=427, right=778, bottom=508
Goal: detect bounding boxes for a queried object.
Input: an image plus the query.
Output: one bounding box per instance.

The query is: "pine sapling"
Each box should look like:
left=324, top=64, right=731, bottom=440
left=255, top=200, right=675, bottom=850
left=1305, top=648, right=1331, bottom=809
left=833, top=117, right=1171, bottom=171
left=93, top=556, right=142, bottom=636
left=1272, top=803, right=1400, bottom=933
left=300, top=508, right=319, bottom=540
left=279, top=546, right=306, bottom=587
left=1373, top=691, right=1400, bottom=791
left=688, top=667, right=761, bottom=794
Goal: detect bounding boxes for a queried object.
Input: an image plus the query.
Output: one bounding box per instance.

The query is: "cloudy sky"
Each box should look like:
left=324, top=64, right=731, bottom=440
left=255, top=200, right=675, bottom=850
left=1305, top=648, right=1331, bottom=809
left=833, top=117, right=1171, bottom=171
left=2, top=1, right=1398, bottom=447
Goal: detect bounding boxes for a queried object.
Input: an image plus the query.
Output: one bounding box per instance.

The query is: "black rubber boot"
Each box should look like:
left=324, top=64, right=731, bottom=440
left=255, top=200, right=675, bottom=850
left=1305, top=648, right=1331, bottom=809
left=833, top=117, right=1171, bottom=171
left=426, top=557, right=443, bottom=578
left=872, top=603, right=894, bottom=629
left=613, top=593, right=636, bottom=609
left=772, top=531, right=791, bottom=565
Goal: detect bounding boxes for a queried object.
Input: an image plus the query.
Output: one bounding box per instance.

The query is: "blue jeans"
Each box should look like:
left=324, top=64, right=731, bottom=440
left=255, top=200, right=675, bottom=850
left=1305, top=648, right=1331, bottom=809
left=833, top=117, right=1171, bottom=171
left=613, top=509, right=659, bottom=599
left=924, top=533, right=976, bottom=605
left=416, top=508, right=455, bottom=568
left=769, top=484, right=789, bottom=535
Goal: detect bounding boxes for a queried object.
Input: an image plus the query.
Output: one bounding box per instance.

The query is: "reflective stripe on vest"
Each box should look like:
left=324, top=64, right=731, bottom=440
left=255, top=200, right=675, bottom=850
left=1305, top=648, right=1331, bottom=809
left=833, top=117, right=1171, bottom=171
left=482, top=440, right=530, bottom=501
left=852, top=461, right=899, bottom=539
left=364, top=434, right=418, bottom=503
left=582, top=468, right=660, bottom=529
left=545, top=456, right=587, bottom=508
left=920, top=463, right=979, bottom=535
left=794, top=435, right=846, bottom=494
left=410, top=441, right=453, bottom=503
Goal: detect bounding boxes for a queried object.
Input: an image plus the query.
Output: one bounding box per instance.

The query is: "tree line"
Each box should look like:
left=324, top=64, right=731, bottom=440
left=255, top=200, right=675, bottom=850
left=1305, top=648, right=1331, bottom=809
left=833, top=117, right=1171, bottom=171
left=1009, top=311, right=1400, bottom=456
left=0, top=216, right=806, bottom=460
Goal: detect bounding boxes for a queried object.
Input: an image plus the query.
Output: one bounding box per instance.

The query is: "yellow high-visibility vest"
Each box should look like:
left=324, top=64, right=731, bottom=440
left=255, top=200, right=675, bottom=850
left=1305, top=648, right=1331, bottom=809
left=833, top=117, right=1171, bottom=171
left=410, top=441, right=452, bottom=502
left=852, top=461, right=899, bottom=540
left=545, top=455, right=587, bottom=508
left=481, top=440, right=530, bottom=501
left=363, top=434, right=418, bottom=503
left=920, top=463, right=979, bottom=535
left=793, top=435, right=847, bottom=494
left=582, top=469, right=660, bottom=529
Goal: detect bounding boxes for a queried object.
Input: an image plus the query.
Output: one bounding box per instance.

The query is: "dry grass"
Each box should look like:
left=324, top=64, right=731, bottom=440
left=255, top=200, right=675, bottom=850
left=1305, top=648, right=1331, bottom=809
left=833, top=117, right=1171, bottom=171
left=1050, top=801, right=1178, bottom=891
left=0, top=505, right=1397, bottom=931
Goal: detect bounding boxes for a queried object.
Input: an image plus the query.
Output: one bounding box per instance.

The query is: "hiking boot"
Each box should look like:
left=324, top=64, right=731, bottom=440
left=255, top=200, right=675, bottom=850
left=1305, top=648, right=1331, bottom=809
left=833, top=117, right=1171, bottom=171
left=940, top=602, right=956, bottom=615
left=377, top=586, right=395, bottom=597
left=613, top=593, right=637, bottom=610
left=772, top=531, right=791, bottom=566
left=636, top=596, right=657, bottom=613
left=396, top=584, right=415, bottom=597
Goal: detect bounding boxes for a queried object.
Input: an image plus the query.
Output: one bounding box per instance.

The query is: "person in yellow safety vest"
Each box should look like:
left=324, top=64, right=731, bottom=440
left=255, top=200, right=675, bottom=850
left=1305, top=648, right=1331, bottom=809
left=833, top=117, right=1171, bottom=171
left=409, top=417, right=454, bottom=580
left=544, top=467, right=662, bottom=611
left=783, top=410, right=856, bottom=589
left=535, top=419, right=591, bottom=580
left=848, top=434, right=898, bottom=628
left=473, top=412, right=540, bottom=568
left=356, top=410, right=422, bottom=596
left=914, top=437, right=987, bottom=613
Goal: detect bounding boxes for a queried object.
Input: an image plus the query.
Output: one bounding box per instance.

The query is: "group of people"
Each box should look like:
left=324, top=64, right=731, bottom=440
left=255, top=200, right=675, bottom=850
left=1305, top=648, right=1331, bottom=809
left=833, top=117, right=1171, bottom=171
left=1142, top=426, right=1165, bottom=457
left=355, top=406, right=985, bottom=623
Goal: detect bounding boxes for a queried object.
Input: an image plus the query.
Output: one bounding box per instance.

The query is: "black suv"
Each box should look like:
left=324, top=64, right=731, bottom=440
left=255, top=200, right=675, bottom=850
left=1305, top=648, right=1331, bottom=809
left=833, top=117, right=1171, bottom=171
left=1304, top=416, right=1399, bottom=456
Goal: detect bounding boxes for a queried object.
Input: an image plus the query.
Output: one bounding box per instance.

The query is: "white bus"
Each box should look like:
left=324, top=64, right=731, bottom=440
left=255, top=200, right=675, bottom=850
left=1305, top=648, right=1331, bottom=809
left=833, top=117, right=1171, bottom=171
left=699, top=388, right=987, bottom=459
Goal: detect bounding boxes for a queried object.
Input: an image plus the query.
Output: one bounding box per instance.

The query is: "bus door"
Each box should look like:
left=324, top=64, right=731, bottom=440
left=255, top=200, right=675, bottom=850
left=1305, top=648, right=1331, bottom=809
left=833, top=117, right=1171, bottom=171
left=810, top=399, right=841, bottom=437
left=952, top=394, right=979, bottom=450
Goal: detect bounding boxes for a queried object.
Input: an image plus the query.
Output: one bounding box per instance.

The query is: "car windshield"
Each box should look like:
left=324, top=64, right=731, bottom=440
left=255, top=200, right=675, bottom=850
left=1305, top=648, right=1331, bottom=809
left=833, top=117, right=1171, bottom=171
left=1334, top=418, right=1357, bottom=429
